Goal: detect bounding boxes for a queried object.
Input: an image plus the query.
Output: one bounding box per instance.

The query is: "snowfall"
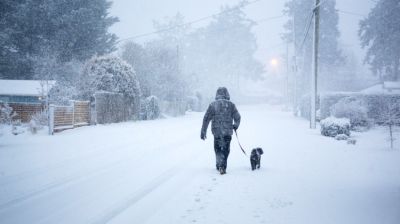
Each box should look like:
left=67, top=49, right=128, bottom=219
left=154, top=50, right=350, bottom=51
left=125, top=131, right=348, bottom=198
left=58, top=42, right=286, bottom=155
left=0, top=104, right=399, bottom=224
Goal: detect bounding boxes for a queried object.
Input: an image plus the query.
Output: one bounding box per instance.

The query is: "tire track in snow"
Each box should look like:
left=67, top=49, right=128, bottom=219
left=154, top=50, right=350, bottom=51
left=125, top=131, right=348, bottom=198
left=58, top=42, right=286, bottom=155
left=32, top=140, right=203, bottom=224
left=0, top=138, right=188, bottom=212
left=90, top=165, right=181, bottom=224
left=0, top=132, right=151, bottom=187
left=0, top=141, right=124, bottom=186
left=90, top=151, right=205, bottom=224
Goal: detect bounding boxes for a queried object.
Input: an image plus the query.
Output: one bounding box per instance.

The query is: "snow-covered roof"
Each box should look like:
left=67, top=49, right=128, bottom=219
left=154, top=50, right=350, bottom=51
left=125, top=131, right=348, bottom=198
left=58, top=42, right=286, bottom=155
left=0, top=80, right=56, bottom=96
left=383, top=81, right=400, bottom=89
left=360, top=82, right=400, bottom=94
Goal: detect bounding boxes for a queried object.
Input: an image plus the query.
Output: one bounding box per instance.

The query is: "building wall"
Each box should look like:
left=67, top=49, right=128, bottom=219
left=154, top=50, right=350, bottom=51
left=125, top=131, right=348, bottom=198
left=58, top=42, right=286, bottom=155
left=0, top=95, right=42, bottom=103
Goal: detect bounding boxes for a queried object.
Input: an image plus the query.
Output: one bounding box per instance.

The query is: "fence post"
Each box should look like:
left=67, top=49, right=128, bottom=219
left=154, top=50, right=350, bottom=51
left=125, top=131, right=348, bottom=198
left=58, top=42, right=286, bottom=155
left=70, top=100, right=75, bottom=127
left=90, top=95, right=97, bottom=125
left=49, top=104, right=55, bottom=135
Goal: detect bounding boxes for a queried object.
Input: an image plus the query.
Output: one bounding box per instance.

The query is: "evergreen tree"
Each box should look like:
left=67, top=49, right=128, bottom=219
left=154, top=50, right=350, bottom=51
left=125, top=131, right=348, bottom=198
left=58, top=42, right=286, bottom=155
left=80, top=55, right=141, bottom=100
left=359, top=0, right=400, bottom=81
left=0, top=0, right=118, bottom=80
left=0, top=0, right=32, bottom=79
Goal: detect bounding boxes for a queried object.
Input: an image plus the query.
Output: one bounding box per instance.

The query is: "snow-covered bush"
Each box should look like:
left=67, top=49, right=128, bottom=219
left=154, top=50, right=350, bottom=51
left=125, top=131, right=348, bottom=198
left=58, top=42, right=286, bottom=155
left=347, top=138, right=357, bottom=145
left=335, top=134, right=348, bottom=141
left=0, top=101, right=15, bottom=125
left=11, top=120, right=24, bottom=135
left=1, top=102, right=17, bottom=137
left=80, top=55, right=141, bottom=100
left=330, top=96, right=370, bottom=129
left=141, top=96, right=161, bottom=120
left=29, top=120, right=38, bottom=134
left=320, top=117, right=350, bottom=137
left=28, top=111, right=48, bottom=134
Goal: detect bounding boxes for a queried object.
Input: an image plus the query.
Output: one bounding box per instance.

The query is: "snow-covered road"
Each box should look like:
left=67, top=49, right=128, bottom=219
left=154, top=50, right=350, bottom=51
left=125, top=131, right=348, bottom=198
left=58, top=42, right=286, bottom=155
left=1, top=104, right=399, bottom=224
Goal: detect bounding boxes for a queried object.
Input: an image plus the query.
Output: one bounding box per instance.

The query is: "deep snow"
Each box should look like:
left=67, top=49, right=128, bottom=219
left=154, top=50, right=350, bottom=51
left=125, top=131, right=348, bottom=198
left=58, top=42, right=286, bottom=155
left=0, top=104, right=399, bottom=224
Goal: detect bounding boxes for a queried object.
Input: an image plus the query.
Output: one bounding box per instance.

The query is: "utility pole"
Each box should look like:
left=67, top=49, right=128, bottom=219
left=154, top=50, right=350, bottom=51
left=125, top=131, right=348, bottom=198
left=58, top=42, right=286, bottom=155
left=310, top=0, right=320, bottom=129
left=286, top=40, right=290, bottom=108
left=176, top=44, right=180, bottom=75
left=292, top=15, right=298, bottom=115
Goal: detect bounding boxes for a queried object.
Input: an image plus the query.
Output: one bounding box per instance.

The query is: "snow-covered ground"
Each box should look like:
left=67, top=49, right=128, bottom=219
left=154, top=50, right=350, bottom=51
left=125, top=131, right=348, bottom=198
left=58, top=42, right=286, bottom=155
left=0, top=104, right=399, bottom=224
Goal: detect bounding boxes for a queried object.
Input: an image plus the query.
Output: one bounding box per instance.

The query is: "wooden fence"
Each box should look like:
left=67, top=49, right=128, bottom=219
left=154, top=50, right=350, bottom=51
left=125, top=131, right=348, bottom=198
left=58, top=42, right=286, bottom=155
left=49, top=101, right=90, bottom=134
left=8, top=103, right=45, bottom=122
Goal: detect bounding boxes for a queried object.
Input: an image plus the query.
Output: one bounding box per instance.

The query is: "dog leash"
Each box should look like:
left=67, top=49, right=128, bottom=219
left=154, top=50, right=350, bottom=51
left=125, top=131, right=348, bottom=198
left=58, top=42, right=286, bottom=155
left=234, top=130, right=248, bottom=157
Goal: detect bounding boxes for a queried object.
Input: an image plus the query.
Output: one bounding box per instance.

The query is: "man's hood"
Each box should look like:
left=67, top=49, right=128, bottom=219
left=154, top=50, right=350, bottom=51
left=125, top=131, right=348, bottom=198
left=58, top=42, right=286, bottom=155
left=215, top=87, right=230, bottom=100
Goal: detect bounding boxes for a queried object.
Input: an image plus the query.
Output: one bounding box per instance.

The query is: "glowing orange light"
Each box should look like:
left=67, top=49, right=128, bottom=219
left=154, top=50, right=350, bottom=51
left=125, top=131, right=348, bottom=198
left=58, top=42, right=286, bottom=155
left=270, top=58, right=279, bottom=67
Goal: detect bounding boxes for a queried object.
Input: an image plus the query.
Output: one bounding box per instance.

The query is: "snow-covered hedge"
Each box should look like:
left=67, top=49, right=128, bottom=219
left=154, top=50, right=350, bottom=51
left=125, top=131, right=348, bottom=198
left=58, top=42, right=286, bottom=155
left=330, top=96, right=370, bottom=129
left=94, top=92, right=140, bottom=124
left=318, top=93, right=400, bottom=125
left=320, top=117, right=350, bottom=137
left=141, top=96, right=161, bottom=120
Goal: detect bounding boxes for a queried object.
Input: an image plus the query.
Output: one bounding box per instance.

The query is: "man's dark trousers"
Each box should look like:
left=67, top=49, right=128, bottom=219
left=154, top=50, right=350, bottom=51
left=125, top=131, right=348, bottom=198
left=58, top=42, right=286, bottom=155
left=214, top=135, right=232, bottom=170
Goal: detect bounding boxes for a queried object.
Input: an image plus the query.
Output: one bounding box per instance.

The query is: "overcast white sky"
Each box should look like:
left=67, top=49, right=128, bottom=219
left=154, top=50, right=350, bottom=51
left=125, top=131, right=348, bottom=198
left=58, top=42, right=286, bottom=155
left=109, top=0, right=375, bottom=70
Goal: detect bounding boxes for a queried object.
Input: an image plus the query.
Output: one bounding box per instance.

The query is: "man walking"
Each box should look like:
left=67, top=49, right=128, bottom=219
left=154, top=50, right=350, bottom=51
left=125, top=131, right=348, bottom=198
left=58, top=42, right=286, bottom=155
left=201, top=87, right=241, bottom=175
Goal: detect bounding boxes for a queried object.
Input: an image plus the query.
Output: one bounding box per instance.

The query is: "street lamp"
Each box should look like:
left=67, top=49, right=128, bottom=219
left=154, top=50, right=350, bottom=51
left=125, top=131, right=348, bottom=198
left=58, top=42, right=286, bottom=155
left=270, top=58, right=279, bottom=67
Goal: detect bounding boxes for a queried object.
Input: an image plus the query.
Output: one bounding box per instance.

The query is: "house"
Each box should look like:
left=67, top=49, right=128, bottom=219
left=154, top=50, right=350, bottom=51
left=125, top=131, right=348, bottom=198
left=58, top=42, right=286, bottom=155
left=0, top=80, right=56, bottom=122
left=0, top=79, right=55, bottom=103
left=361, top=81, right=400, bottom=94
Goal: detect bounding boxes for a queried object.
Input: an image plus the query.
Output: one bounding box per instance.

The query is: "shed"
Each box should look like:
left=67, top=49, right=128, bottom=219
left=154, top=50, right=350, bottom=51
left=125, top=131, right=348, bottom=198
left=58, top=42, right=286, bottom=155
left=0, top=80, right=55, bottom=103
left=0, top=80, right=56, bottom=122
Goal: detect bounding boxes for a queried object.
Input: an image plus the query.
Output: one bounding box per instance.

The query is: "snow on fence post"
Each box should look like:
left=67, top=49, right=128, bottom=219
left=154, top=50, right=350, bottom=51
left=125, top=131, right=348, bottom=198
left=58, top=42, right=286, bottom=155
left=69, top=100, right=75, bottom=126
left=49, top=104, right=55, bottom=135
left=90, top=95, right=97, bottom=125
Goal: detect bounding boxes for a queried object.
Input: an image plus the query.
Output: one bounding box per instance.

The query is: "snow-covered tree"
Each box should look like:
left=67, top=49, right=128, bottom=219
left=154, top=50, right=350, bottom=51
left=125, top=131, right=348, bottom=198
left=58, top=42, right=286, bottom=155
left=145, top=41, right=188, bottom=104
left=80, top=55, right=141, bottom=100
left=184, top=2, right=264, bottom=97
left=0, top=0, right=118, bottom=79
left=359, top=0, right=400, bottom=81
left=120, top=42, right=152, bottom=97
left=33, top=55, right=83, bottom=105
left=120, top=40, right=188, bottom=116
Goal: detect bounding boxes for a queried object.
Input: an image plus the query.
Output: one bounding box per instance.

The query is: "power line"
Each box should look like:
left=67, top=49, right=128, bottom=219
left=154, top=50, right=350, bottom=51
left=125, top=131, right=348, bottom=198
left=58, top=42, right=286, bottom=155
left=117, top=0, right=263, bottom=43
left=298, top=11, right=315, bottom=51
left=295, top=0, right=329, bottom=52
left=255, top=15, right=286, bottom=23
left=336, top=9, right=366, bottom=18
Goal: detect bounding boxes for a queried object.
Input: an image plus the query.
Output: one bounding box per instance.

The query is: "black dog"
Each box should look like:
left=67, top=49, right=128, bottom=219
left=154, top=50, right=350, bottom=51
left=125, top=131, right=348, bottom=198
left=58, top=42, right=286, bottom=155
left=250, top=147, right=263, bottom=170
